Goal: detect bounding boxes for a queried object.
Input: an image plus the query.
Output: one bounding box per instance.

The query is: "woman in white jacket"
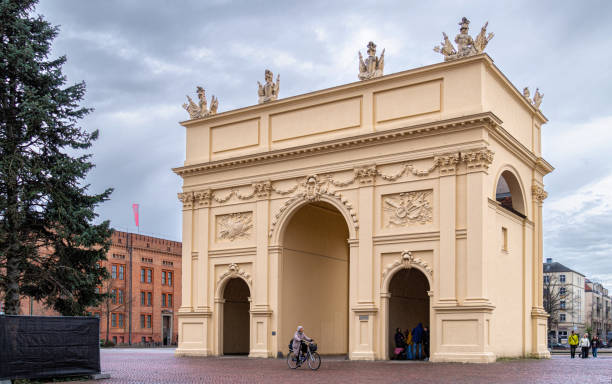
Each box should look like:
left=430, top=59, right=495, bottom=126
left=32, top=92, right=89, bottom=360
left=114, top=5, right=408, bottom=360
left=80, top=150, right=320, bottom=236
left=579, top=333, right=590, bottom=358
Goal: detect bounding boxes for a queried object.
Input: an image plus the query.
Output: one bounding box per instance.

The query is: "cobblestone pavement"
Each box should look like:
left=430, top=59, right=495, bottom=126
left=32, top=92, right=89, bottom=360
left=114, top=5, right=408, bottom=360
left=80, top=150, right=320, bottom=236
left=82, top=348, right=612, bottom=384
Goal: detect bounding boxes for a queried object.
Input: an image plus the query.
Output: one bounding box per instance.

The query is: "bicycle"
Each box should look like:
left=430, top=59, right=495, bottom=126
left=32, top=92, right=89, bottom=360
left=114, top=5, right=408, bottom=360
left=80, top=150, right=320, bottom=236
left=287, top=340, right=321, bottom=370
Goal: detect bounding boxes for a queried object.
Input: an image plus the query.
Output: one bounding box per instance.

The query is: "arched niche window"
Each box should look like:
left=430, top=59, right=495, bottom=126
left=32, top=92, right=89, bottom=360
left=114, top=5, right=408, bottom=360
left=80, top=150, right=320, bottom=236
left=495, top=170, right=526, bottom=218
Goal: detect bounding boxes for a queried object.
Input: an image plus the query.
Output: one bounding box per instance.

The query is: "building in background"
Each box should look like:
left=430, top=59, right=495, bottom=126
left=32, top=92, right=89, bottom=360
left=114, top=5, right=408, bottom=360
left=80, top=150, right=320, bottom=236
left=585, top=280, right=611, bottom=339
left=95, top=230, right=182, bottom=346
left=543, top=258, right=585, bottom=343
left=13, top=229, right=182, bottom=346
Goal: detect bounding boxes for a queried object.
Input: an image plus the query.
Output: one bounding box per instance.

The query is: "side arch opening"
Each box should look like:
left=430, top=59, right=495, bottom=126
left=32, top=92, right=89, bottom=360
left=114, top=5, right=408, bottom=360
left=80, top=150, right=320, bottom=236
left=388, top=268, right=430, bottom=360
left=495, top=169, right=526, bottom=218
left=222, top=277, right=250, bottom=355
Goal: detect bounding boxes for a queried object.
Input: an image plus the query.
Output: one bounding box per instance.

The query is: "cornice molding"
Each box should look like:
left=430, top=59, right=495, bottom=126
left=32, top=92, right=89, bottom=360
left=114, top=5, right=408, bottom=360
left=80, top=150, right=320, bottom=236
left=173, top=113, right=501, bottom=177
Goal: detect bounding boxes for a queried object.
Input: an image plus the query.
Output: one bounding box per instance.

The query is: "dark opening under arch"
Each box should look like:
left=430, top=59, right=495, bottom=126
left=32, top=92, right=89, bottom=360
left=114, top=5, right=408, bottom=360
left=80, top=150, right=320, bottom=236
left=222, top=278, right=250, bottom=355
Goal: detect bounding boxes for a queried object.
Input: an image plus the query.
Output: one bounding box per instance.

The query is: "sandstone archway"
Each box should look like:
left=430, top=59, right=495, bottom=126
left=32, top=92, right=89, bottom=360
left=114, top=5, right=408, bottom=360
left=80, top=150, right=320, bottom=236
left=387, top=268, right=430, bottom=360
left=278, top=201, right=350, bottom=356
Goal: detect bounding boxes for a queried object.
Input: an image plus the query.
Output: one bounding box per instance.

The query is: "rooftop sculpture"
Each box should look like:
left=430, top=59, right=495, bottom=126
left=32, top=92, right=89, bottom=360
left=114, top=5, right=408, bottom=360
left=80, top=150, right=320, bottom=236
left=182, top=86, right=218, bottom=119
left=522, top=86, right=544, bottom=109
left=258, top=69, right=280, bottom=104
left=434, top=17, right=494, bottom=61
left=358, top=41, right=385, bottom=80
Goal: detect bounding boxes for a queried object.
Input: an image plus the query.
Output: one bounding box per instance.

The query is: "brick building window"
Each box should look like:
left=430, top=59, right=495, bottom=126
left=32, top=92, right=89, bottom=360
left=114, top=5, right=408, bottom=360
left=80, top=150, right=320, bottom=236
left=113, top=336, right=117, bottom=344
left=168, top=294, right=172, bottom=307
left=162, top=294, right=166, bottom=307
left=168, top=271, right=172, bottom=287
left=140, top=269, right=145, bottom=283
left=141, top=336, right=146, bottom=343
left=111, top=265, right=117, bottom=279
left=111, top=313, right=117, bottom=327
left=118, top=289, right=124, bottom=304
left=147, top=292, right=152, bottom=306
left=111, top=289, right=117, bottom=304
left=162, top=271, right=166, bottom=285
left=119, top=265, right=124, bottom=280
left=146, top=315, right=152, bottom=328
left=118, top=313, right=124, bottom=328
left=140, top=314, right=145, bottom=328
left=140, top=292, right=145, bottom=305
left=147, top=269, right=152, bottom=283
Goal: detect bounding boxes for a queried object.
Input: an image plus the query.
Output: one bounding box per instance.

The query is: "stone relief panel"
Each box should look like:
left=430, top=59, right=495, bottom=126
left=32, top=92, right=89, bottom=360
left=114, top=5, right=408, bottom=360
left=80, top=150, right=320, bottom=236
left=215, top=212, right=253, bottom=242
left=382, top=190, right=433, bottom=228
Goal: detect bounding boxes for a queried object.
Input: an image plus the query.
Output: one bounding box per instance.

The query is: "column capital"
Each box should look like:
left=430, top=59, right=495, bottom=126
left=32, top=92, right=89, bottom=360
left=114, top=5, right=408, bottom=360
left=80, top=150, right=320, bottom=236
left=436, top=152, right=460, bottom=176
left=178, top=191, right=195, bottom=210
left=461, top=148, right=494, bottom=172
left=194, top=189, right=212, bottom=208
left=252, top=180, right=272, bottom=199
left=354, top=165, right=377, bottom=185
left=531, top=185, right=548, bottom=204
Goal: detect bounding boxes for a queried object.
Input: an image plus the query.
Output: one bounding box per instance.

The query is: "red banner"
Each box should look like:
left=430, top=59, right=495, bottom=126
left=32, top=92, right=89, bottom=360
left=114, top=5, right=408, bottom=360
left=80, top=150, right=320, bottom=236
left=132, top=204, right=139, bottom=227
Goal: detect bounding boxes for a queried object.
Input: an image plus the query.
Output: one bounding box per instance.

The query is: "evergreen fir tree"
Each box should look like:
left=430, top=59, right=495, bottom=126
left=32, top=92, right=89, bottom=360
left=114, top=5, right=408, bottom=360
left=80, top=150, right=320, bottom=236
left=0, top=0, right=113, bottom=315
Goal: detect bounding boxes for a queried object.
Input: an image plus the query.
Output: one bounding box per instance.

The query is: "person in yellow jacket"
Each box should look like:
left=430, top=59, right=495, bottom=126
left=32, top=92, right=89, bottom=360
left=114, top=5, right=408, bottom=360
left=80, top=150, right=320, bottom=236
left=568, top=330, right=579, bottom=358
left=404, top=328, right=413, bottom=360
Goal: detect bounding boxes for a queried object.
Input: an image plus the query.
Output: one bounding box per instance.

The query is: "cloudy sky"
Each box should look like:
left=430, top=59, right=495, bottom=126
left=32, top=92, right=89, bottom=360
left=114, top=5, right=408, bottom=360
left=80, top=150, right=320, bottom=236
left=36, top=1, right=612, bottom=289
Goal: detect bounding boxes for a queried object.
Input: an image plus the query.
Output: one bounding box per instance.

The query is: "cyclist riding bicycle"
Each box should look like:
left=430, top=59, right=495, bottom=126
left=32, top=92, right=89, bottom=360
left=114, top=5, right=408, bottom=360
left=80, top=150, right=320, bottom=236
left=292, top=325, right=312, bottom=362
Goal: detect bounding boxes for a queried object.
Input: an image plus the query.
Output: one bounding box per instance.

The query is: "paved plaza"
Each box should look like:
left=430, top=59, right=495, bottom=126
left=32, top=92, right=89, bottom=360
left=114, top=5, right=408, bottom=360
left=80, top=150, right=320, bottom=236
left=80, top=348, right=612, bottom=384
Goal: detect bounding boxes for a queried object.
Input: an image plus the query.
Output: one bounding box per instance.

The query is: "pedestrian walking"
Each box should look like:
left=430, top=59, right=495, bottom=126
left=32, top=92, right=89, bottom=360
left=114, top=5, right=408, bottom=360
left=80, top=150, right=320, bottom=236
left=591, top=335, right=600, bottom=358
left=568, top=331, right=579, bottom=358
left=579, top=333, right=590, bottom=358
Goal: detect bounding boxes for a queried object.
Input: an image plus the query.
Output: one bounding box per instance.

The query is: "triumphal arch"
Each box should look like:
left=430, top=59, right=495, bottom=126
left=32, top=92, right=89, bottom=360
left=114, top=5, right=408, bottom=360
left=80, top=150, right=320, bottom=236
left=174, top=18, right=552, bottom=362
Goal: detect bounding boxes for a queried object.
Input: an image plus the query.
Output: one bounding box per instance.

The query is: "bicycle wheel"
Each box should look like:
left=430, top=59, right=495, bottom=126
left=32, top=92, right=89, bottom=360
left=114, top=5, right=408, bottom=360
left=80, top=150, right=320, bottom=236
left=307, top=352, right=321, bottom=370
left=287, top=351, right=299, bottom=369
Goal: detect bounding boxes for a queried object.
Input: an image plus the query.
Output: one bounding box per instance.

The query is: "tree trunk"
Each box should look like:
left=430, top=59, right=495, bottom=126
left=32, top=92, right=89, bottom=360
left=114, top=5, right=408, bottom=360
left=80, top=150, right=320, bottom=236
left=106, top=302, right=111, bottom=343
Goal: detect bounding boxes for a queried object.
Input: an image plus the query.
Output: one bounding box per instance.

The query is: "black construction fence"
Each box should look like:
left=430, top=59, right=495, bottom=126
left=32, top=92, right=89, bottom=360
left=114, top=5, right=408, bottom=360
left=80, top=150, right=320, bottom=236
left=0, top=315, right=100, bottom=380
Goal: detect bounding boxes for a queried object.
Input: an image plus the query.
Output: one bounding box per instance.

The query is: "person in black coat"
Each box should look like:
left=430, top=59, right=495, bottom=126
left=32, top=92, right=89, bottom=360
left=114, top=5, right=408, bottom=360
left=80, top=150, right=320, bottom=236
left=393, top=328, right=406, bottom=359
left=423, top=325, right=430, bottom=360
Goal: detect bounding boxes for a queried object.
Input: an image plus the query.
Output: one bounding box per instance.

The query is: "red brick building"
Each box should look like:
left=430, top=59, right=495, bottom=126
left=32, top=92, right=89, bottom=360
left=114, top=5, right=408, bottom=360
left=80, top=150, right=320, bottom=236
left=12, top=230, right=182, bottom=346
left=95, top=230, right=182, bottom=346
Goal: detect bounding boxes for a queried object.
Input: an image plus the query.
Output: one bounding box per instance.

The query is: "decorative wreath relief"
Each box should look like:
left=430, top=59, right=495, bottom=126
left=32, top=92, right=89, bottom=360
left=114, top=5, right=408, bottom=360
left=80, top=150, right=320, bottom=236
left=216, top=212, right=253, bottom=242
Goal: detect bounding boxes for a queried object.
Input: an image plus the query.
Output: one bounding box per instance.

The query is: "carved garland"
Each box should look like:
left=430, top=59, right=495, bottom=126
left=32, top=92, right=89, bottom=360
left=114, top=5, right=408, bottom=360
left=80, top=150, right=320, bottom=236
left=178, top=149, right=494, bottom=208
left=218, top=263, right=252, bottom=286
left=381, top=251, right=433, bottom=284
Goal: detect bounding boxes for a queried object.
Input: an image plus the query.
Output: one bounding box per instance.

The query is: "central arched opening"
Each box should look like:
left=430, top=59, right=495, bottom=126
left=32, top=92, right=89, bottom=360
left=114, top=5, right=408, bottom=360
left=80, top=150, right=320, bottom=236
left=280, top=201, right=350, bottom=355
left=388, top=268, right=430, bottom=360
left=222, top=278, right=250, bottom=355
